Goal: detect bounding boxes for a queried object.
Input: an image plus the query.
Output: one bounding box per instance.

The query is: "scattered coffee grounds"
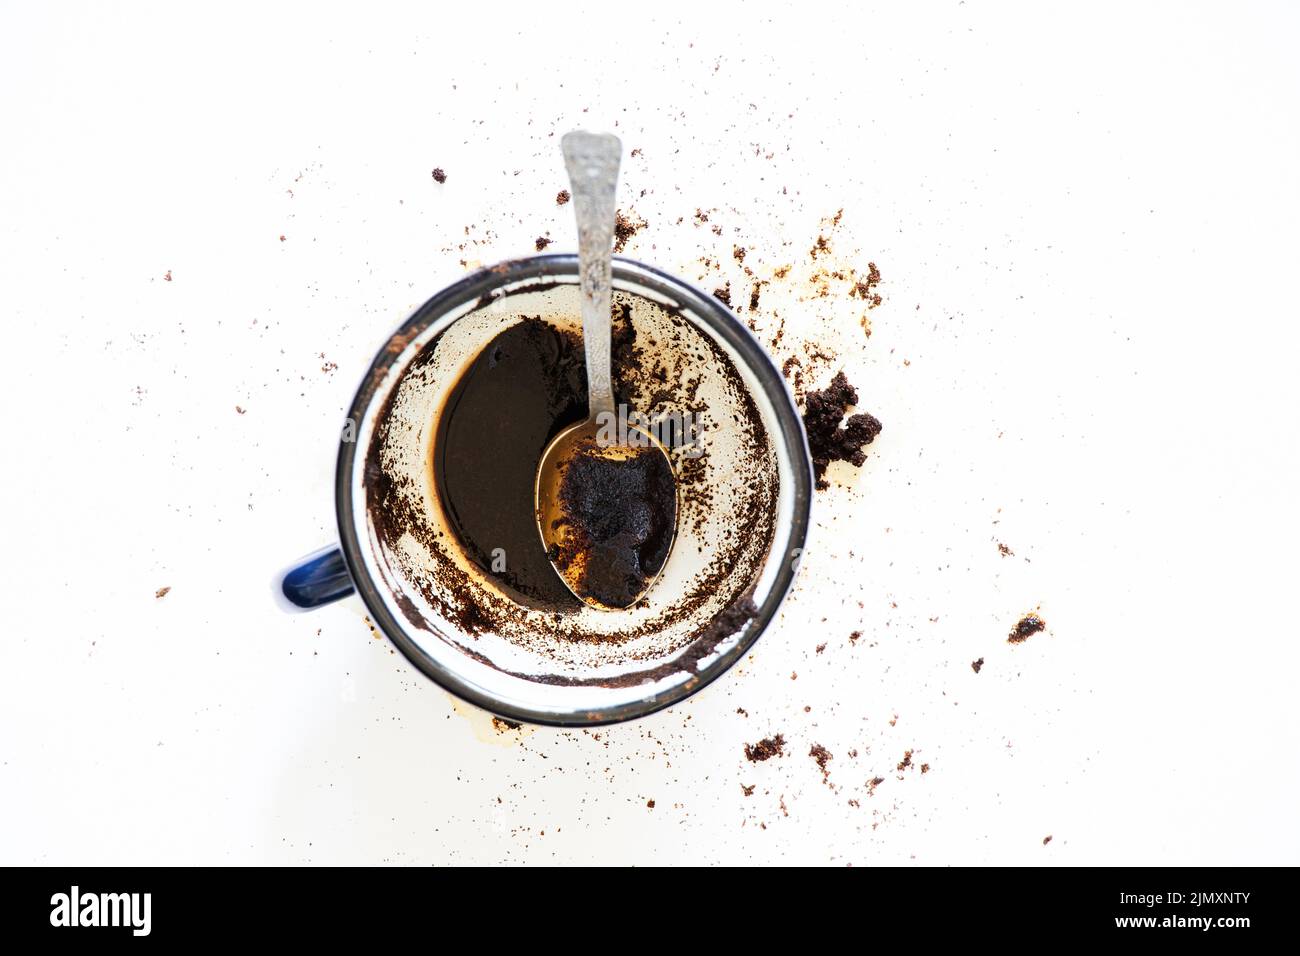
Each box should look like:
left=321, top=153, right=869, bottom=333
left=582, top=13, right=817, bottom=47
left=154, top=586, right=170, bottom=599
left=849, top=261, right=883, bottom=308
left=492, top=716, right=522, bottom=732
left=433, top=318, right=587, bottom=609
left=809, top=743, right=832, bottom=782
left=1008, top=613, right=1046, bottom=644
left=713, top=283, right=732, bottom=307
left=849, top=629, right=861, bottom=644
left=920, top=762, right=930, bottom=773
left=867, top=776, right=884, bottom=795
left=431, top=167, right=447, bottom=184
left=971, top=657, right=984, bottom=674
left=1042, top=835, right=1053, bottom=845
left=556, top=189, right=570, bottom=205
left=646, top=799, right=655, bottom=809
left=551, top=436, right=677, bottom=609
left=781, top=355, right=804, bottom=396
left=744, top=734, right=786, bottom=762
left=535, top=236, right=552, bottom=252
left=997, top=542, right=1014, bottom=557
left=741, top=784, right=755, bottom=797
left=613, top=210, right=646, bottom=253
left=897, top=749, right=913, bottom=772
left=802, top=371, right=882, bottom=490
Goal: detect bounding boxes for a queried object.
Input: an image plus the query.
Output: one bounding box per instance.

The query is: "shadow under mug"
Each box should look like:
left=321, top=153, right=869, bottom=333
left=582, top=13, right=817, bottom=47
left=277, top=255, right=813, bottom=726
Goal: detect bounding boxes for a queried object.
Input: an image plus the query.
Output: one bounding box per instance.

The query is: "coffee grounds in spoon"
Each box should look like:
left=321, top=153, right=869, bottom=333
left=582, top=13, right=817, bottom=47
left=551, top=435, right=676, bottom=609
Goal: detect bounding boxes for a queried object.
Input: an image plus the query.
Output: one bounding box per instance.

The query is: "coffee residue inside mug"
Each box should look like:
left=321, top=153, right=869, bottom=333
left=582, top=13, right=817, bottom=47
left=432, top=317, right=587, bottom=610
left=363, top=282, right=780, bottom=686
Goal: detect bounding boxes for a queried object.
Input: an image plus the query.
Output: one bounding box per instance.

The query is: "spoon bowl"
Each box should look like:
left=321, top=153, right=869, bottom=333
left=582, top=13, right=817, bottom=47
left=534, top=130, right=680, bottom=610
left=536, top=418, right=678, bottom=611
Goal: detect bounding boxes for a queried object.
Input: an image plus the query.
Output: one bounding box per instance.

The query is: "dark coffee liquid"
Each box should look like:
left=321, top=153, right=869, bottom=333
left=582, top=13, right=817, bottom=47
left=432, top=318, right=587, bottom=610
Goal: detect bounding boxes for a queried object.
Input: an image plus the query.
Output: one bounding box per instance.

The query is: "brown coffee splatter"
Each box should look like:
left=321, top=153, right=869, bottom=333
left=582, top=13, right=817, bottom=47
left=849, top=261, right=883, bottom=309
left=431, top=168, right=447, bottom=184
left=809, top=743, right=833, bottom=783
left=613, top=210, right=646, bottom=252
left=971, top=657, right=984, bottom=674
left=1008, top=614, right=1046, bottom=644
left=744, top=734, right=786, bottom=762
left=155, top=586, right=171, bottom=599
left=556, top=189, right=570, bottom=205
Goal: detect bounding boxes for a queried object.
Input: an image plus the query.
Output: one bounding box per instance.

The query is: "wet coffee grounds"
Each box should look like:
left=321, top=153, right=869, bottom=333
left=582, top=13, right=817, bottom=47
left=744, top=734, right=786, bottom=762
left=1008, top=614, right=1046, bottom=644
left=802, top=370, right=883, bottom=490
left=613, top=210, right=646, bottom=253
left=553, top=437, right=676, bottom=609
left=809, top=743, right=833, bottom=782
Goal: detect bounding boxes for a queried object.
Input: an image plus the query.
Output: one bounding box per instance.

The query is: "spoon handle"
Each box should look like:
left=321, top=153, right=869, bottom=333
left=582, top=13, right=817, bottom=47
left=561, top=130, right=622, bottom=419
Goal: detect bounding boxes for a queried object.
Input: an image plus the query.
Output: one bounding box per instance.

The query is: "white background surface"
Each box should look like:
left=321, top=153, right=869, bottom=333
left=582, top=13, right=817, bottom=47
left=2, top=1, right=1298, bottom=865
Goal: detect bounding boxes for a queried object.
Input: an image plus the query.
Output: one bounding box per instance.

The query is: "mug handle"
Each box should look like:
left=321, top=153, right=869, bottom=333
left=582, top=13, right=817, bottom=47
left=277, top=545, right=355, bottom=610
